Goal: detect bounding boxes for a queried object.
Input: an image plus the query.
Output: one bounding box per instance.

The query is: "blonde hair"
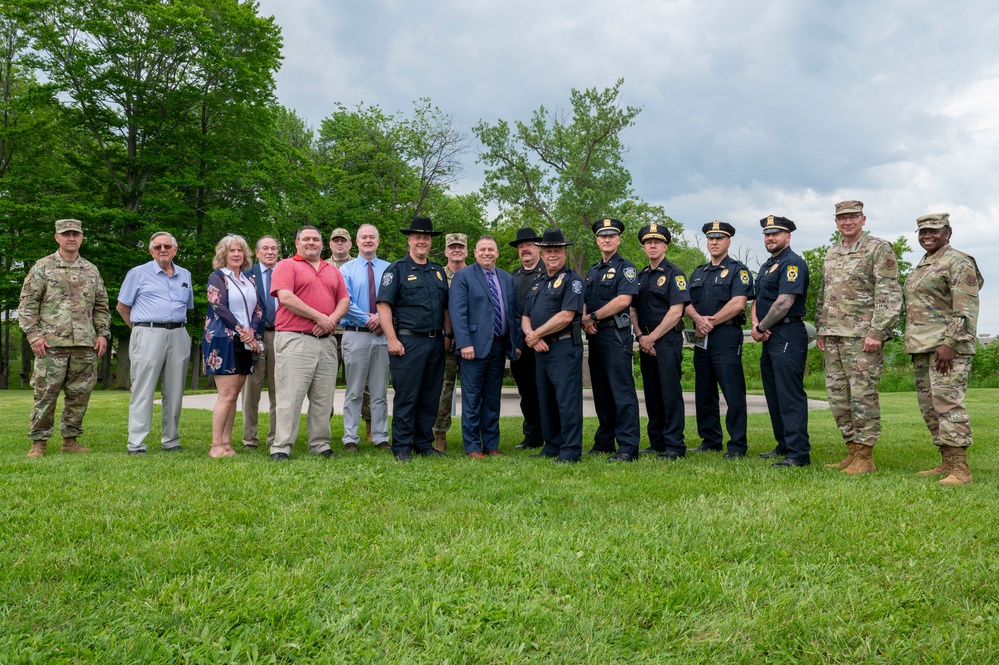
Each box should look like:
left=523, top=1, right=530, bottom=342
left=212, top=234, right=252, bottom=271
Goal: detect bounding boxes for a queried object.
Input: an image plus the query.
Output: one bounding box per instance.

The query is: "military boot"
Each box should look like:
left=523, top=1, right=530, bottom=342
left=916, top=447, right=952, bottom=477
left=842, top=444, right=875, bottom=475
left=364, top=419, right=373, bottom=443
left=938, top=448, right=972, bottom=486
left=61, top=437, right=91, bottom=454
left=28, top=441, right=47, bottom=458
left=825, top=442, right=857, bottom=469
left=433, top=431, right=448, bottom=452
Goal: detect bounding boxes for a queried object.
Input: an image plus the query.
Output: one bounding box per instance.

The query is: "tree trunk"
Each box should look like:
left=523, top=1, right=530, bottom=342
left=1, top=315, right=9, bottom=389
left=20, top=336, right=31, bottom=388
left=116, top=335, right=132, bottom=389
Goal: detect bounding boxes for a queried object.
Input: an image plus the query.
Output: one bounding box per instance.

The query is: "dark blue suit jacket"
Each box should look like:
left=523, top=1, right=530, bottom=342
left=249, top=263, right=275, bottom=328
left=449, top=263, right=521, bottom=360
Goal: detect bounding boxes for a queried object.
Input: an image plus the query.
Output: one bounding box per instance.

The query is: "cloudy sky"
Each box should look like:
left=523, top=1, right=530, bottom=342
left=255, top=0, right=998, bottom=334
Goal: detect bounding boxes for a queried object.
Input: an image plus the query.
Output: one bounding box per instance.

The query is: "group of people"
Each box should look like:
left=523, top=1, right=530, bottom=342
left=19, top=201, right=984, bottom=484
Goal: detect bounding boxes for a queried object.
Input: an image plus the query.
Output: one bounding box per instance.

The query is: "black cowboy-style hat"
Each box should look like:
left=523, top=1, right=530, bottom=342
left=509, top=227, right=543, bottom=247
left=535, top=227, right=574, bottom=247
left=400, top=216, right=442, bottom=237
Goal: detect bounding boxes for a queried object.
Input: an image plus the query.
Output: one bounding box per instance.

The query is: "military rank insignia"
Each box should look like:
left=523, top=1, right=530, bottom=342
left=675, top=276, right=687, bottom=290
left=786, top=266, right=798, bottom=282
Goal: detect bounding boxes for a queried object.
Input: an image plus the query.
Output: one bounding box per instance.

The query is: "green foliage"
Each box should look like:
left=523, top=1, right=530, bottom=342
left=2, top=391, right=999, bottom=662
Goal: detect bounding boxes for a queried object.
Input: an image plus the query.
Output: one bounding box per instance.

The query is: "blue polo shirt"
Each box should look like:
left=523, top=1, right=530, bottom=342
left=118, top=260, right=194, bottom=323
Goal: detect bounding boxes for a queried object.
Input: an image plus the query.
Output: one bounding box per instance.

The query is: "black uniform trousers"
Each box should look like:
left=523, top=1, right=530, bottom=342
left=510, top=347, right=544, bottom=446
left=759, top=321, right=810, bottom=460
left=639, top=332, right=686, bottom=455
left=588, top=327, right=640, bottom=456
left=693, top=323, right=749, bottom=454
left=389, top=334, right=445, bottom=455
left=536, top=338, right=583, bottom=461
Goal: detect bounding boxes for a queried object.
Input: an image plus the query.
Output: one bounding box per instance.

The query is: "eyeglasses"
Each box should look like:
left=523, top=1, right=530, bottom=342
left=151, top=244, right=175, bottom=251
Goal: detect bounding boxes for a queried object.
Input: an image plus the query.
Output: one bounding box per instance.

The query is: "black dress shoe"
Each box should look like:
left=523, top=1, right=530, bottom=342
left=723, top=451, right=746, bottom=459
left=128, top=449, right=146, bottom=455
left=529, top=452, right=556, bottom=459
left=691, top=444, right=723, bottom=453
left=772, top=456, right=810, bottom=468
left=586, top=448, right=614, bottom=455
left=270, top=452, right=289, bottom=461
left=638, top=447, right=658, bottom=455
left=420, top=449, right=447, bottom=458
left=394, top=450, right=413, bottom=462
left=656, top=451, right=685, bottom=460
left=319, top=449, right=336, bottom=459
left=515, top=440, right=543, bottom=449
left=554, top=457, right=579, bottom=464
left=163, top=446, right=183, bottom=452
left=759, top=448, right=787, bottom=459
left=607, top=452, right=636, bottom=463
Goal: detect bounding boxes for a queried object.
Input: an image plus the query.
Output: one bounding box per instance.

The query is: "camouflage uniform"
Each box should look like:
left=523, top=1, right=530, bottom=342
left=19, top=252, right=111, bottom=441
left=816, top=234, right=902, bottom=447
left=904, top=244, right=983, bottom=449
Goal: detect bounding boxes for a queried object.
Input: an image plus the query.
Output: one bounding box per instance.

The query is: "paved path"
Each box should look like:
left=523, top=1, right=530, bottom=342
left=178, top=387, right=828, bottom=418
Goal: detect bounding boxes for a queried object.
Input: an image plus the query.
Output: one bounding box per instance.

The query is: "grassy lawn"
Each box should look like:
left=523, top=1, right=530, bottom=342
left=1, top=390, right=997, bottom=663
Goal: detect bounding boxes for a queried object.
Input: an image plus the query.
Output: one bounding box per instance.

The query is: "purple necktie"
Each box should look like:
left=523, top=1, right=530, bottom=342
left=367, top=261, right=376, bottom=314
left=487, top=270, right=504, bottom=337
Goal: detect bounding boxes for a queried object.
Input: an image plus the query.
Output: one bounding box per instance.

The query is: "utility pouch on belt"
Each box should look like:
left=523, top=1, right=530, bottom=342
left=572, top=321, right=583, bottom=346
left=614, top=312, right=631, bottom=329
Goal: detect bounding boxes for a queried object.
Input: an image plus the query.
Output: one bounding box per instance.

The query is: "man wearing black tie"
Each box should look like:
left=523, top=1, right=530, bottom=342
left=240, top=236, right=280, bottom=449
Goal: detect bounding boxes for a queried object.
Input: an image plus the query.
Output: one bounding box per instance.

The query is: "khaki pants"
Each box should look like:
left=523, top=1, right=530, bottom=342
left=271, top=331, right=337, bottom=456
left=240, top=328, right=276, bottom=446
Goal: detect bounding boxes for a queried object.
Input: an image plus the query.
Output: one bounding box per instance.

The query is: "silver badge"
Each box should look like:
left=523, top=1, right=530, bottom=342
left=381, top=272, right=393, bottom=286
left=571, top=280, right=583, bottom=294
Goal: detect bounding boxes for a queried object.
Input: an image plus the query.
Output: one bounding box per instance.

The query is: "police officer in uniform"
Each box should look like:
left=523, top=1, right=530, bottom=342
left=631, top=223, right=691, bottom=460
left=522, top=228, right=585, bottom=464
left=751, top=215, right=811, bottom=467
left=376, top=216, right=453, bottom=461
left=686, top=221, right=754, bottom=458
left=583, top=217, right=641, bottom=462
left=509, top=227, right=546, bottom=450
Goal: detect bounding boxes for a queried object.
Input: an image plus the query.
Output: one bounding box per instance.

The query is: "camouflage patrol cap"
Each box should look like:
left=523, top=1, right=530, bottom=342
left=330, top=228, right=351, bottom=241
left=835, top=200, right=864, bottom=216
left=916, top=213, right=950, bottom=230
left=55, top=219, right=83, bottom=234
left=445, top=233, right=467, bottom=247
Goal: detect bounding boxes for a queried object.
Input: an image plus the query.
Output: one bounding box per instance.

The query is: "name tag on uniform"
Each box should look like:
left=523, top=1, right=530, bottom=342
left=407, top=275, right=417, bottom=281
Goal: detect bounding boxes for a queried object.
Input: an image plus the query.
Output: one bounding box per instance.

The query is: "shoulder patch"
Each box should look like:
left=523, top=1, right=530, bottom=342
left=740, top=269, right=749, bottom=285
left=884, top=258, right=896, bottom=270
left=623, top=266, right=637, bottom=282
left=381, top=272, right=393, bottom=287
left=786, top=265, right=798, bottom=282
left=674, top=275, right=687, bottom=291
left=965, top=274, right=978, bottom=286
left=571, top=279, right=583, bottom=294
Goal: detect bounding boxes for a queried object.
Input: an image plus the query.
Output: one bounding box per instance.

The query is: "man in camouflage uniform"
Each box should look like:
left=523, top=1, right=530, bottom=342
left=19, top=219, right=110, bottom=458
left=815, top=201, right=902, bottom=474
left=905, top=213, right=983, bottom=486
left=433, top=232, right=468, bottom=451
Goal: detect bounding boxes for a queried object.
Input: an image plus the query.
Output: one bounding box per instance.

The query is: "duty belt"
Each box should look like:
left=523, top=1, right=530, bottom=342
left=777, top=316, right=804, bottom=325
left=544, top=332, right=572, bottom=343
left=397, top=328, right=440, bottom=337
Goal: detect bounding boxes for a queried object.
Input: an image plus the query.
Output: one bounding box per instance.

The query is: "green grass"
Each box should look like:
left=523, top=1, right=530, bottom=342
left=1, top=390, right=998, bottom=663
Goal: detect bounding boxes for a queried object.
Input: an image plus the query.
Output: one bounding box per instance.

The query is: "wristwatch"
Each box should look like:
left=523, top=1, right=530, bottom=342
left=589, top=312, right=598, bottom=322
left=755, top=325, right=765, bottom=334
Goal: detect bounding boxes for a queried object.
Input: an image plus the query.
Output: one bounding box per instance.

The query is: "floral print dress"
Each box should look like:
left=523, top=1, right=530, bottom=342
left=201, top=269, right=264, bottom=375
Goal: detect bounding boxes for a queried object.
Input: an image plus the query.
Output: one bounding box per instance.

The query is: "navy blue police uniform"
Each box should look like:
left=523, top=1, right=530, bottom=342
left=376, top=222, right=450, bottom=459
left=754, top=215, right=811, bottom=464
left=688, top=221, right=755, bottom=456
left=523, top=229, right=584, bottom=462
left=633, top=224, right=691, bottom=458
left=584, top=217, right=641, bottom=458
left=510, top=229, right=547, bottom=449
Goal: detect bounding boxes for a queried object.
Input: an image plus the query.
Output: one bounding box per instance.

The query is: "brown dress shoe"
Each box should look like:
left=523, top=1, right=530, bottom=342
left=467, top=452, right=485, bottom=460
left=344, top=443, right=359, bottom=453
left=487, top=450, right=502, bottom=457
left=374, top=442, right=391, bottom=451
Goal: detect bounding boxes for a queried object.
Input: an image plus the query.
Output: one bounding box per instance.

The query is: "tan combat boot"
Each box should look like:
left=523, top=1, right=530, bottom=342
left=364, top=419, right=373, bottom=443
left=842, top=443, right=875, bottom=475
left=61, top=437, right=91, bottom=454
left=433, top=431, right=448, bottom=452
left=28, top=441, right=47, bottom=458
left=938, top=448, right=971, bottom=486
left=916, top=447, right=952, bottom=477
left=826, top=442, right=858, bottom=469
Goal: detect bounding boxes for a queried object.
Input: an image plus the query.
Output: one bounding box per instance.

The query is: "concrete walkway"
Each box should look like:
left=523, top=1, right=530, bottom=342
left=178, top=387, right=828, bottom=418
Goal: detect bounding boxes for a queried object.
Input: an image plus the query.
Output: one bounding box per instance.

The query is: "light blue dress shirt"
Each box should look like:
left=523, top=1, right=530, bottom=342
left=340, top=255, right=391, bottom=344
left=118, top=260, right=194, bottom=323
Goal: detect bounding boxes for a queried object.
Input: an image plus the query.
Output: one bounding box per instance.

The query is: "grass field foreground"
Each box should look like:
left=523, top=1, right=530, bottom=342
left=1, top=390, right=997, bottom=663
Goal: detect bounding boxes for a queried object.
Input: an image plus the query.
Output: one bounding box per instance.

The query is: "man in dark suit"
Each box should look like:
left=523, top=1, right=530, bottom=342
left=449, top=236, right=522, bottom=458
left=240, top=235, right=280, bottom=449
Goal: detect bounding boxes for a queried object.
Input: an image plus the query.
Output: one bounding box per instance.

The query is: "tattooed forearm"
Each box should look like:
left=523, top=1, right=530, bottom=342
left=758, top=294, right=795, bottom=330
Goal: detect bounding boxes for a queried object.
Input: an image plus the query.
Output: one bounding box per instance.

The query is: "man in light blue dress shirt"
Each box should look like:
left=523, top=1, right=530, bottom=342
left=116, top=232, right=194, bottom=454
left=338, top=224, right=392, bottom=451
left=240, top=235, right=281, bottom=449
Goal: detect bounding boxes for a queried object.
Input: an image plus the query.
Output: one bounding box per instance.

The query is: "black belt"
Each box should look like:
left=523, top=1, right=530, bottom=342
left=264, top=325, right=275, bottom=331
left=397, top=328, right=440, bottom=337
left=778, top=316, right=803, bottom=325
left=286, top=330, right=330, bottom=339
left=544, top=332, right=572, bottom=343
left=134, top=321, right=185, bottom=329
left=640, top=323, right=683, bottom=335
left=343, top=326, right=371, bottom=333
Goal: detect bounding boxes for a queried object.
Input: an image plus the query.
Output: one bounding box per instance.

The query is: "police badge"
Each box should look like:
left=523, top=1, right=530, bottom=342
left=381, top=273, right=393, bottom=286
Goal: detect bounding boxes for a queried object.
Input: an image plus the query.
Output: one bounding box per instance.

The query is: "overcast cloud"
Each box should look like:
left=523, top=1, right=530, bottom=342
left=255, top=0, right=999, bottom=334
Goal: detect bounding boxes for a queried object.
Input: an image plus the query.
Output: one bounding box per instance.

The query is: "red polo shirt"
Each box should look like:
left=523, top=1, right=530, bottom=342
left=270, top=255, right=349, bottom=332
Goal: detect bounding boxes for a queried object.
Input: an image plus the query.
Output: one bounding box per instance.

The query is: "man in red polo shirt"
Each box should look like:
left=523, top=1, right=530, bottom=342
left=269, top=225, right=350, bottom=461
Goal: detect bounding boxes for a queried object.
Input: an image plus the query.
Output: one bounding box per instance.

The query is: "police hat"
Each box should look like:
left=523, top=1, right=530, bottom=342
left=592, top=217, right=624, bottom=236
left=638, top=223, right=671, bottom=244
left=400, top=216, right=442, bottom=237
left=535, top=227, right=574, bottom=247
left=760, top=215, right=796, bottom=234
left=509, top=227, right=542, bottom=247
left=702, top=220, right=735, bottom=238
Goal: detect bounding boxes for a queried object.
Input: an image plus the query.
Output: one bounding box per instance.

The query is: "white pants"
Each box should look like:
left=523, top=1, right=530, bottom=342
left=127, top=325, right=190, bottom=451
left=341, top=330, right=390, bottom=445
left=271, top=331, right=337, bottom=456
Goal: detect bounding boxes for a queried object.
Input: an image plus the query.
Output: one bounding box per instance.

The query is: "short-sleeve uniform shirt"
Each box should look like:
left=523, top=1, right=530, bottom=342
left=376, top=253, right=449, bottom=332
left=689, top=257, right=755, bottom=316
left=584, top=252, right=639, bottom=315
left=755, top=246, right=809, bottom=321
left=524, top=267, right=584, bottom=331
left=633, top=260, right=691, bottom=331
